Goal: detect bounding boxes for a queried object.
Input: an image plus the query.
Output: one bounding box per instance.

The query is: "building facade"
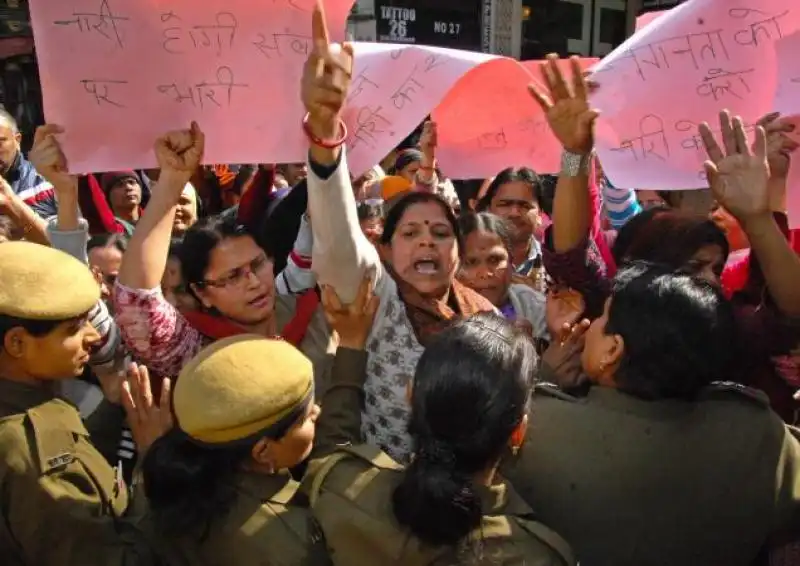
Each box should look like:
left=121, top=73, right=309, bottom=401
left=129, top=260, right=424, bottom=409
left=348, top=0, right=688, bottom=59
left=348, top=0, right=492, bottom=52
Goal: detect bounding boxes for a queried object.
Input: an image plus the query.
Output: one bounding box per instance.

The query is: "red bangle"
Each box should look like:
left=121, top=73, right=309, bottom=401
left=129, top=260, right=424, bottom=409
left=302, top=113, right=348, bottom=149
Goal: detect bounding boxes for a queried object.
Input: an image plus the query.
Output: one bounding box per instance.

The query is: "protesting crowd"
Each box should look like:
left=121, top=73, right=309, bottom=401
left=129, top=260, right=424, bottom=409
left=1, top=1, right=800, bottom=565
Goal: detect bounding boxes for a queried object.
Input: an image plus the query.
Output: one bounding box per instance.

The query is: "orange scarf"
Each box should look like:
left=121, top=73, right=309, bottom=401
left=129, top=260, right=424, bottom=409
left=390, top=266, right=495, bottom=345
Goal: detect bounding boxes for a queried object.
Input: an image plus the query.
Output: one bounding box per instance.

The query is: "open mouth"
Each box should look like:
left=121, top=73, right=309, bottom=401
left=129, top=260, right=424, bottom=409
left=413, top=257, right=440, bottom=275
left=248, top=293, right=271, bottom=308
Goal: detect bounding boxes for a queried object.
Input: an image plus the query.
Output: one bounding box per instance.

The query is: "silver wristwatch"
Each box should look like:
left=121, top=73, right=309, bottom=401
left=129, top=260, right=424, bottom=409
left=560, top=150, right=593, bottom=177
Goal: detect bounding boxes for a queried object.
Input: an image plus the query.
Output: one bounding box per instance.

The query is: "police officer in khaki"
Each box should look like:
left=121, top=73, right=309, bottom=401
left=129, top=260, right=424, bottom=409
left=140, top=334, right=332, bottom=566
left=0, top=241, right=160, bottom=565
left=503, top=263, right=800, bottom=566
left=140, top=276, right=379, bottom=566
left=304, top=279, right=574, bottom=566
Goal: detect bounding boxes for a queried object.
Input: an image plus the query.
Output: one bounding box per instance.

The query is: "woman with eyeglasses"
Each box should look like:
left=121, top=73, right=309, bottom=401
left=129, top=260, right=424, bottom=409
left=113, top=123, right=336, bottom=391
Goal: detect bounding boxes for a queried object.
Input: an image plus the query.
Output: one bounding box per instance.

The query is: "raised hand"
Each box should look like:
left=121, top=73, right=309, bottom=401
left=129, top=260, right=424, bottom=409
left=29, top=124, right=75, bottom=192
left=121, top=362, right=173, bottom=455
left=300, top=0, right=354, bottom=140
left=528, top=54, right=599, bottom=155
left=419, top=121, right=438, bottom=156
left=154, top=121, right=205, bottom=178
left=545, top=286, right=586, bottom=339
left=754, top=111, right=798, bottom=180
left=699, top=110, right=770, bottom=222
left=541, top=318, right=591, bottom=390
left=321, top=271, right=379, bottom=350
left=0, top=177, right=14, bottom=212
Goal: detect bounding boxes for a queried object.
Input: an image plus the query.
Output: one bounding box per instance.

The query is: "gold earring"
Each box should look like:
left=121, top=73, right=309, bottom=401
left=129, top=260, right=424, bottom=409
left=511, top=445, right=520, bottom=457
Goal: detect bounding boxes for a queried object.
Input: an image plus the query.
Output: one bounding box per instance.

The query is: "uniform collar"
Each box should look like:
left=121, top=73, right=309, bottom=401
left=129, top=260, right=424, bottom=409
left=0, top=378, right=60, bottom=416
left=477, top=478, right=532, bottom=517
left=587, top=385, right=694, bottom=419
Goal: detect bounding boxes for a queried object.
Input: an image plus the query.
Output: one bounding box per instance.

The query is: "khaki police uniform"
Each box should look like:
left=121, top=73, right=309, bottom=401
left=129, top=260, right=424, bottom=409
left=0, top=241, right=158, bottom=565
left=502, top=382, right=800, bottom=566
left=154, top=471, right=330, bottom=566
left=150, top=335, right=332, bottom=566
left=304, top=444, right=574, bottom=566
left=304, top=349, right=575, bottom=566
left=0, top=381, right=156, bottom=565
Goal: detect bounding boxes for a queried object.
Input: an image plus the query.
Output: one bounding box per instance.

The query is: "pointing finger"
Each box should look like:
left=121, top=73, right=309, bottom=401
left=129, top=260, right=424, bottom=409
left=312, top=0, right=331, bottom=54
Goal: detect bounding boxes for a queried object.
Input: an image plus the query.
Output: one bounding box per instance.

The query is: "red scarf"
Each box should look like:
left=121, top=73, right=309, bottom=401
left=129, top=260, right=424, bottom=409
left=182, top=290, right=319, bottom=347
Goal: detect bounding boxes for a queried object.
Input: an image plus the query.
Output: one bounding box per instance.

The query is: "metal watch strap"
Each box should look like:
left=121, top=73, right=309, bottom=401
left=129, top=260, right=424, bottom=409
left=560, top=150, right=592, bottom=177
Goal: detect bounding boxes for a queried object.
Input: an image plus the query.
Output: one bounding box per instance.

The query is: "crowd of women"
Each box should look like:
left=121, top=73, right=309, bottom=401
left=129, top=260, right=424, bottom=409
left=1, top=4, right=800, bottom=565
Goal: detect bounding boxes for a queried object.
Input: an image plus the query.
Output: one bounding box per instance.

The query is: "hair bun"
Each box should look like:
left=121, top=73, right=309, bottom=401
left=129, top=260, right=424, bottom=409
left=416, top=438, right=456, bottom=468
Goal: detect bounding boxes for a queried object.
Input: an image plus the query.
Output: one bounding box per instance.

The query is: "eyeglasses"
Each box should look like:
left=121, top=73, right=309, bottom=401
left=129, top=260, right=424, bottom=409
left=201, top=254, right=272, bottom=289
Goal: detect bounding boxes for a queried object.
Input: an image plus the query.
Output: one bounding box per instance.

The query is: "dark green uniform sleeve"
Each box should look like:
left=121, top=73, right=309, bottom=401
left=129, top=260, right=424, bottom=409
left=310, top=347, right=368, bottom=460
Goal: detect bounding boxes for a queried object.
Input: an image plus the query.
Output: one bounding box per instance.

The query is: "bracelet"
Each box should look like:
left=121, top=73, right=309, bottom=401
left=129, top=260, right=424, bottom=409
left=560, top=150, right=593, bottom=177
left=302, top=113, right=348, bottom=149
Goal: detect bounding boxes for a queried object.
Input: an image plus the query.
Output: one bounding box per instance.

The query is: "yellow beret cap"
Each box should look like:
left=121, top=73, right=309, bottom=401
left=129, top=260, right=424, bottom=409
left=0, top=241, right=100, bottom=320
left=174, top=335, right=314, bottom=445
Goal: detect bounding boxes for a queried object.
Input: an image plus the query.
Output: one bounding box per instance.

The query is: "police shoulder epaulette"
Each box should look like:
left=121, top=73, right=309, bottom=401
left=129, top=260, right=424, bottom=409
left=533, top=382, right=580, bottom=402
left=701, top=381, right=770, bottom=406
left=340, top=443, right=403, bottom=471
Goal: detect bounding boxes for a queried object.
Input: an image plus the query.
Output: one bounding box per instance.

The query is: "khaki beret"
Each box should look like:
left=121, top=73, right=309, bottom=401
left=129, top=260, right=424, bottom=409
left=174, top=335, right=314, bottom=445
left=0, top=241, right=100, bottom=320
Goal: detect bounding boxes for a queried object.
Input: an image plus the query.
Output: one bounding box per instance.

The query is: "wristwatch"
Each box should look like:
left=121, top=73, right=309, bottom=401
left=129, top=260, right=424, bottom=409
left=560, top=150, right=593, bottom=177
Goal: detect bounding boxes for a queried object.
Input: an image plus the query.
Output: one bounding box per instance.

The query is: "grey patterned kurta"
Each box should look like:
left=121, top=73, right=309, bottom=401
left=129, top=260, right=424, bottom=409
left=361, top=275, right=424, bottom=463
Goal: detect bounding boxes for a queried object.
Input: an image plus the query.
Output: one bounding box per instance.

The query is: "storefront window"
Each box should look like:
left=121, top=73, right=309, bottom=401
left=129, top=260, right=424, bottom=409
left=521, top=0, right=585, bottom=60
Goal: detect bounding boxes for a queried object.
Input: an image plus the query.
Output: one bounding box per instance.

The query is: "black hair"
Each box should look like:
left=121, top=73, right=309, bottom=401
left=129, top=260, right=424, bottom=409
left=0, top=315, right=62, bottom=346
left=612, top=208, right=729, bottom=269
left=178, top=213, right=265, bottom=293
left=142, top=428, right=253, bottom=539
left=450, top=179, right=482, bottom=212
left=604, top=261, right=736, bottom=400
left=392, top=313, right=536, bottom=549
left=611, top=206, right=669, bottom=264
left=0, top=310, right=90, bottom=350
left=536, top=174, right=557, bottom=217
left=475, top=167, right=542, bottom=212
left=167, top=237, right=184, bottom=260
left=380, top=191, right=464, bottom=253
left=357, top=200, right=384, bottom=222
left=458, top=212, right=512, bottom=251
left=257, top=179, right=308, bottom=276
left=87, top=232, right=129, bottom=254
